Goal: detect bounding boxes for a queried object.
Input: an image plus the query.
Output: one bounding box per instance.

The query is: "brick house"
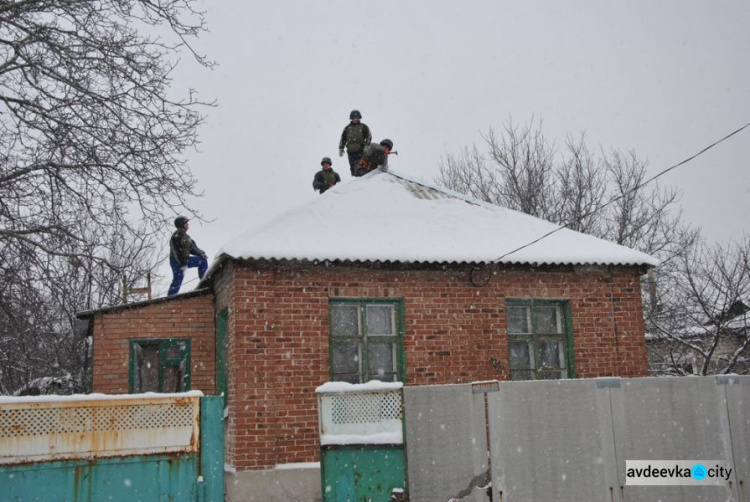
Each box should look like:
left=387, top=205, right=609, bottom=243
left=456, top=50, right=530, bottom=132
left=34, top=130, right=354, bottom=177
left=78, top=169, right=658, bottom=500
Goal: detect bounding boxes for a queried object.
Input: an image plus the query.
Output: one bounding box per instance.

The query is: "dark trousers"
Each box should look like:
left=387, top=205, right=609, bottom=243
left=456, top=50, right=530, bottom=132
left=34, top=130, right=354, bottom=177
left=168, top=256, right=208, bottom=296
left=347, top=150, right=364, bottom=176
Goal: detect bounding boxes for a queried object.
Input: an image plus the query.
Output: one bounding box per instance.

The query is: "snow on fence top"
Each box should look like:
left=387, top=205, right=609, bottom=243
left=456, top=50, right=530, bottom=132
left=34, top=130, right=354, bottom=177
left=316, top=380, right=404, bottom=394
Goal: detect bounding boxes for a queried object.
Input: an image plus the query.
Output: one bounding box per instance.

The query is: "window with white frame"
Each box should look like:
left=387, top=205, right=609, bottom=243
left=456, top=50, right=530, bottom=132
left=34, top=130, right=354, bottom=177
left=506, top=300, right=574, bottom=380
left=329, top=300, right=404, bottom=383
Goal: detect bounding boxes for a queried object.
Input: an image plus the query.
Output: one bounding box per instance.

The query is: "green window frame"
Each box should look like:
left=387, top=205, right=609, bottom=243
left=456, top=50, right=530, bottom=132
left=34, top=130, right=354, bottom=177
left=329, top=299, right=405, bottom=383
left=505, top=300, right=575, bottom=381
left=129, top=338, right=191, bottom=393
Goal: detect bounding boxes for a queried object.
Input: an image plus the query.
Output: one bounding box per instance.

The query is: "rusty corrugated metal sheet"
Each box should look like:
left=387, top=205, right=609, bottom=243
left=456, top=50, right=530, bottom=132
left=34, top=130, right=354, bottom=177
left=0, top=394, right=200, bottom=465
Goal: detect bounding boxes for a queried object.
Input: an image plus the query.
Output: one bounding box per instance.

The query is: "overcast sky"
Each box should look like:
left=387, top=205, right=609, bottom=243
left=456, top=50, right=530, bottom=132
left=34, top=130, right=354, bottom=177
left=157, top=0, right=750, bottom=295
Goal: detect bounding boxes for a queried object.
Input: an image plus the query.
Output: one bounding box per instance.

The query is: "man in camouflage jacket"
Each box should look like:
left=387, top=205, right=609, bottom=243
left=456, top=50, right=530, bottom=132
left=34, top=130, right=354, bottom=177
left=313, top=157, right=341, bottom=194
left=168, top=216, right=208, bottom=296
left=355, top=138, right=394, bottom=176
left=339, top=109, right=372, bottom=176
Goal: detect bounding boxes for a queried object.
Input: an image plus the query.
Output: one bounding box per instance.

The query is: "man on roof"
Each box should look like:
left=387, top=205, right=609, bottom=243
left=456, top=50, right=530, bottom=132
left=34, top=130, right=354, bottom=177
left=355, top=138, right=395, bottom=177
left=339, top=109, right=372, bottom=176
left=168, top=216, right=208, bottom=296
left=312, top=157, right=341, bottom=194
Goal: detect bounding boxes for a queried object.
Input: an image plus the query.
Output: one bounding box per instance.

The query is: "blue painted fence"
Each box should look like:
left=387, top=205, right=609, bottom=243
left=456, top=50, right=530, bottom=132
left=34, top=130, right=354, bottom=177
left=0, top=394, right=224, bottom=502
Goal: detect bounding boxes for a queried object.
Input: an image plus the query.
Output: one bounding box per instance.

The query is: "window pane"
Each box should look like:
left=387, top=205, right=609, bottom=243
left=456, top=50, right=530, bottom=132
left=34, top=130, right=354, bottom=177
left=165, top=342, right=186, bottom=360
left=329, top=300, right=402, bottom=383
left=506, top=301, right=570, bottom=381
left=132, top=344, right=142, bottom=392
left=163, top=365, right=185, bottom=392
left=534, top=306, right=561, bottom=334
left=507, top=306, right=530, bottom=334
left=333, top=373, right=360, bottom=384
left=136, top=344, right=159, bottom=393
left=509, top=341, right=532, bottom=370
left=539, top=339, right=564, bottom=370
left=368, top=343, right=395, bottom=381
left=332, top=341, right=361, bottom=376
left=510, top=370, right=534, bottom=381
left=538, top=370, right=564, bottom=380
left=331, top=305, right=360, bottom=336
left=366, top=305, right=395, bottom=335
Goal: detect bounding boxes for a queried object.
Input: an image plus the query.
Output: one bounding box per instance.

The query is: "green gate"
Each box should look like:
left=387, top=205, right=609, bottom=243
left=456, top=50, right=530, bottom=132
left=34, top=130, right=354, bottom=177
left=317, top=382, right=407, bottom=502
left=0, top=394, right=224, bottom=502
left=321, top=445, right=406, bottom=501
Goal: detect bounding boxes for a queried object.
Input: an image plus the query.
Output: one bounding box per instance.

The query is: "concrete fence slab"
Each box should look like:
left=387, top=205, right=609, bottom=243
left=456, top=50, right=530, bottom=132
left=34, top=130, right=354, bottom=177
left=488, top=379, right=618, bottom=502
left=404, top=384, right=488, bottom=502
left=609, top=377, right=736, bottom=502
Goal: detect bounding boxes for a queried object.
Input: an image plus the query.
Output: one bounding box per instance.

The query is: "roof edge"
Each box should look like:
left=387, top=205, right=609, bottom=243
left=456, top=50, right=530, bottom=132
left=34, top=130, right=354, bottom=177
left=76, top=288, right=212, bottom=318
left=219, top=256, right=651, bottom=273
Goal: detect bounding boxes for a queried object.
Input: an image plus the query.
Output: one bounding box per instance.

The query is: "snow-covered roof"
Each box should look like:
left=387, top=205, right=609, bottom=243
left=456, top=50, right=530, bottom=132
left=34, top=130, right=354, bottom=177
left=219, top=169, right=659, bottom=267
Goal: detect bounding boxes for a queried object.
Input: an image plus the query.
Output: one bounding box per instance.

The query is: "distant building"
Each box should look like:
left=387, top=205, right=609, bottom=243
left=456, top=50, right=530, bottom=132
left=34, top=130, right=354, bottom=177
left=647, top=298, right=750, bottom=375
left=78, top=169, right=658, bottom=500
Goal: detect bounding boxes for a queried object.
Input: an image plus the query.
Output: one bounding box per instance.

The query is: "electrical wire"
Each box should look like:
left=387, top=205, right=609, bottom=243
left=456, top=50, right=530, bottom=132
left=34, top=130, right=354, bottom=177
left=491, top=121, right=750, bottom=264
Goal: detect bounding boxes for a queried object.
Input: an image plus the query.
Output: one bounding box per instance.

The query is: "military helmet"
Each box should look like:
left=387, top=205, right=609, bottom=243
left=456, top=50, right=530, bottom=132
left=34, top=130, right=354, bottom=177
left=379, top=138, right=394, bottom=149
left=174, top=216, right=189, bottom=228
left=350, top=109, right=362, bottom=120
left=321, top=157, right=333, bottom=166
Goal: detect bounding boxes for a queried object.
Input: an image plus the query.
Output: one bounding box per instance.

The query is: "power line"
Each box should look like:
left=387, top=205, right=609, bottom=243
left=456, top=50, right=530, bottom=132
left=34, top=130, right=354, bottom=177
left=492, top=121, right=750, bottom=264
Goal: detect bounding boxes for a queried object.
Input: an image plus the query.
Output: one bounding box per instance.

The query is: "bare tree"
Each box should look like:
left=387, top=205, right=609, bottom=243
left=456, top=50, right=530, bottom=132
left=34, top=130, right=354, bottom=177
left=1, top=0, right=212, bottom=271
left=437, top=117, right=684, bottom=259
left=602, top=150, right=682, bottom=255
left=438, top=144, right=501, bottom=205
left=0, top=0, right=212, bottom=393
left=484, top=117, right=557, bottom=219
left=648, top=237, right=750, bottom=376
left=438, top=118, right=558, bottom=219
left=554, top=134, right=607, bottom=235
left=0, top=223, right=159, bottom=394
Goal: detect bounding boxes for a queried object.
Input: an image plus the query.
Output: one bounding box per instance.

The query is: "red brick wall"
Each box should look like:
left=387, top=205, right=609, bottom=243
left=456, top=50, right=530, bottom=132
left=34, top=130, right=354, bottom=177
left=223, top=262, right=648, bottom=470
left=91, top=293, right=216, bottom=395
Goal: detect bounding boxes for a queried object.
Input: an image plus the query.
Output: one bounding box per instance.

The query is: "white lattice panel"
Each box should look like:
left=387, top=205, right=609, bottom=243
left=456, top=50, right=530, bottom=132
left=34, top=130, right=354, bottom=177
left=330, top=392, right=402, bottom=424
left=318, top=389, right=403, bottom=443
left=0, top=393, right=200, bottom=465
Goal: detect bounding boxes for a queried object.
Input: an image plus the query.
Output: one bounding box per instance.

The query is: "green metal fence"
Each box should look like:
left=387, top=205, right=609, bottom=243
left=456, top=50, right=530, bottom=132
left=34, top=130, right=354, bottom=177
left=0, top=393, right=224, bottom=502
